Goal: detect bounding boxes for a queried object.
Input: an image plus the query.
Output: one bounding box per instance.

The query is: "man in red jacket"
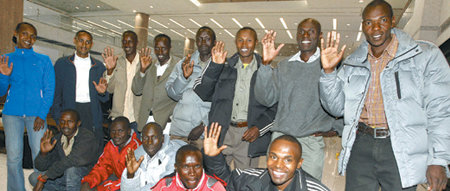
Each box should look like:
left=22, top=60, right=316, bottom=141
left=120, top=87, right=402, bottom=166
left=81, top=116, right=141, bottom=191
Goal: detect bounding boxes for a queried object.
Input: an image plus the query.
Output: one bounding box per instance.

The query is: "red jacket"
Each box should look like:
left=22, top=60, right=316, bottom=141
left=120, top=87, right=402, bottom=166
left=81, top=132, right=141, bottom=191
left=151, top=172, right=225, bottom=191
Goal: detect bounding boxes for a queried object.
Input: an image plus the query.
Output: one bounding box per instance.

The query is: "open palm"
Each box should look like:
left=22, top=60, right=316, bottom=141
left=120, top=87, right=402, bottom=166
left=321, top=31, right=346, bottom=73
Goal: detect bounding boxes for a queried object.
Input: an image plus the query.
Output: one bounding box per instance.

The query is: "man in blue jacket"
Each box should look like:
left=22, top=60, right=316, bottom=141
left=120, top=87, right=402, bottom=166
left=51, top=30, right=109, bottom=144
left=319, top=0, right=449, bottom=190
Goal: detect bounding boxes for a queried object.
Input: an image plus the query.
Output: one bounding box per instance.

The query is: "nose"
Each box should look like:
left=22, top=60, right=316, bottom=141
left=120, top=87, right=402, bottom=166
left=302, top=31, right=310, bottom=38
left=187, top=167, right=195, bottom=176
left=372, top=22, right=381, bottom=31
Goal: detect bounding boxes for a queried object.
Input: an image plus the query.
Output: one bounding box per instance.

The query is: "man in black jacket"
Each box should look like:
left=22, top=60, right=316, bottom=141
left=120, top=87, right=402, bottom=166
left=193, top=27, right=277, bottom=169
left=30, top=109, right=102, bottom=191
left=203, top=123, right=330, bottom=191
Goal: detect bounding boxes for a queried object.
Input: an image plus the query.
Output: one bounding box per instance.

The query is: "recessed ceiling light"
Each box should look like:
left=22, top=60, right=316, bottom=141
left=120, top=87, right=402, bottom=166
left=117, top=20, right=134, bottom=28
left=280, top=17, right=288, bottom=29
left=169, top=19, right=186, bottom=29
left=359, top=0, right=364, bottom=3
left=333, top=18, right=337, bottom=30
left=286, top=30, right=293, bottom=39
left=359, top=23, right=362, bottom=31
left=97, top=5, right=101, bottom=8
left=189, top=19, right=202, bottom=27
left=224, top=29, right=235, bottom=38
left=210, top=18, right=224, bottom=28
left=170, top=29, right=185, bottom=37
left=255, top=18, right=265, bottom=29
left=75, top=6, right=79, bottom=9
left=346, top=23, right=350, bottom=26
left=356, top=31, right=362, bottom=41
left=187, top=29, right=196, bottom=35
left=219, top=32, right=222, bottom=35
left=151, top=19, right=168, bottom=28
left=150, top=5, right=154, bottom=8
left=102, top=20, right=122, bottom=29
left=133, top=10, right=137, bottom=13
left=248, top=22, right=251, bottom=25
left=232, top=18, right=243, bottom=28
left=345, top=35, right=349, bottom=38
left=86, top=6, right=90, bottom=9
left=154, top=29, right=163, bottom=34
left=148, top=32, right=155, bottom=37
left=190, top=0, right=201, bottom=7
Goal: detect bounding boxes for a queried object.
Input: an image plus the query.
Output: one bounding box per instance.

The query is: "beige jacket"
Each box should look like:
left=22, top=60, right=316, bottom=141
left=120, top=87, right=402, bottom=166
left=132, top=57, right=178, bottom=131
left=105, top=55, right=142, bottom=121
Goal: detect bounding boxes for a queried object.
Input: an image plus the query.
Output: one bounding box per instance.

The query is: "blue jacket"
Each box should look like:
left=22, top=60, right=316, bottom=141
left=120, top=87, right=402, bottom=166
left=0, top=47, right=55, bottom=120
left=51, top=54, right=109, bottom=129
left=319, top=28, right=450, bottom=187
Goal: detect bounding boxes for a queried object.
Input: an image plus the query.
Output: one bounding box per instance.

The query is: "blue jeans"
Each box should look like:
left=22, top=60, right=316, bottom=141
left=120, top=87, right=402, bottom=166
left=3, top=115, right=46, bottom=191
left=29, top=167, right=89, bottom=191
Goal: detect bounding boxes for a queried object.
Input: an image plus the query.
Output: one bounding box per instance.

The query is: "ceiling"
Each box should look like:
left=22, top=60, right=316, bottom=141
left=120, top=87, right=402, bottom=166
left=26, top=0, right=413, bottom=57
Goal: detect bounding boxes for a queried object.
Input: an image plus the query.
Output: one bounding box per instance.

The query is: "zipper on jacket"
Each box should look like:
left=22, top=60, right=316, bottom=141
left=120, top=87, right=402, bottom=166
left=394, top=71, right=401, bottom=99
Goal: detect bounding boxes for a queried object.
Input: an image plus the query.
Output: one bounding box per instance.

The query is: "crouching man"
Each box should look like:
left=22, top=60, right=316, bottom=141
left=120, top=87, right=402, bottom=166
left=30, top=109, right=102, bottom=191
left=120, top=122, right=185, bottom=190
left=80, top=116, right=141, bottom=191
left=203, top=123, right=330, bottom=191
left=151, top=144, right=226, bottom=190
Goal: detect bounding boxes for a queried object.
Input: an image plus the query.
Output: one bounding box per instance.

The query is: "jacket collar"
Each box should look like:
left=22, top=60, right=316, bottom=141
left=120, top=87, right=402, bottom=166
left=227, top=52, right=262, bottom=68
left=345, top=28, right=420, bottom=67
left=14, top=47, right=35, bottom=54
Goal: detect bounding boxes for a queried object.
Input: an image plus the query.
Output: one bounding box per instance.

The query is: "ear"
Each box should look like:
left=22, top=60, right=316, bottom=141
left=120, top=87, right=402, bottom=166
left=391, top=16, right=397, bottom=27
left=76, top=120, right=82, bottom=127
left=296, top=158, right=304, bottom=169
left=73, top=37, right=77, bottom=45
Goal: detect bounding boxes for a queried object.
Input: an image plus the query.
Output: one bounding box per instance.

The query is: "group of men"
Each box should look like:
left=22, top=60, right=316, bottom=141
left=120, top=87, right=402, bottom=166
left=0, top=0, right=448, bottom=190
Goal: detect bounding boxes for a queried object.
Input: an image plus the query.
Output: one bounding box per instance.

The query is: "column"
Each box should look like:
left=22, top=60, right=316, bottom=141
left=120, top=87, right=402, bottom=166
left=134, top=12, right=149, bottom=50
left=0, top=0, right=23, bottom=55
left=184, top=38, right=195, bottom=56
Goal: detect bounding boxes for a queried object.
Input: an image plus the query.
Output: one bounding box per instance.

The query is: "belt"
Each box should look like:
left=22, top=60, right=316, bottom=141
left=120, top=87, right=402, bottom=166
left=357, top=122, right=390, bottom=138
left=230, top=121, right=248, bottom=128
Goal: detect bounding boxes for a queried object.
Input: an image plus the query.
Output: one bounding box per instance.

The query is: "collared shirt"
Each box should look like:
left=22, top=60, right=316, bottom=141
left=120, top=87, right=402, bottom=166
left=359, top=34, right=399, bottom=127
left=74, top=53, right=91, bottom=103
left=288, top=47, right=321, bottom=63
left=155, top=57, right=171, bottom=77
left=231, top=57, right=258, bottom=122
left=61, top=128, right=79, bottom=156
left=123, top=53, right=139, bottom=122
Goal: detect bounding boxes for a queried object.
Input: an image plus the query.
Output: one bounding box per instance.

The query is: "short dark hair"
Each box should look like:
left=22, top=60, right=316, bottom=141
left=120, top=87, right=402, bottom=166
left=236, top=26, right=258, bottom=41
left=75, top=30, right=93, bottom=40
left=363, top=0, right=394, bottom=18
left=61, top=109, right=81, bottom=122
left=122, top=30, right=138, bottom=42
left=143, top=122, right=163, bottom=136
left=196, top=26, right=216, bottom=43
left=111, top=116, right=130, bottom=129
left=12, top=22, right=37, bottom=44
left=154, top=33, right=171, bottom=47
left=175, top=144, right=202, bottom=165
left=298, top=18, right=321, bottom=34
left=270, top=135, right=302, bottom=157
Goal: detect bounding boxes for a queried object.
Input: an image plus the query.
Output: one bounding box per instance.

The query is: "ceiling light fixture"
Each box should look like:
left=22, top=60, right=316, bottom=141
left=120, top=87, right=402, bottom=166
left=187, top=29, right=196, bottom=35
left=117, top=20, right=134, bottom=28
left=73, top=21, right=91, bottom=28
left=97, top=5, right=100, bottom=8
left=75, top=6, right=79, bottom=9
left=210, top=18, right=223, bottom=28
left=333, top=18, right=337, bottom=30
left=110, top=29, right=121, bottom=35
left=232, top=18, right=243, bottom=28
left=102, top=20, right=122, bottom=29
left=255, top=18, right=265, bottom=29
left=190, top=0, right=201, bottom=7
left=154, top=29, right=163, bottom=34
left=150, top=5, right=154, bottom=8
left=280, top=17, right=288, bottom=29
left=189, top=19, right=202, bottom=27
left=359, top=0, right=364, bottom=3
left=224, top=29, right=235, bottom=38
left=170, top=29, right=185, bottom=37
left=169, top=19, right=186, bottom=29
left=151, top=19, right=168, bottom=28
left=86, top=20, right=108, bottom=30
left=359, top=23, right=362, bottom=31
left=356, top=31, right=362, bottom=41
left=286, top=30, right=293, bottom=39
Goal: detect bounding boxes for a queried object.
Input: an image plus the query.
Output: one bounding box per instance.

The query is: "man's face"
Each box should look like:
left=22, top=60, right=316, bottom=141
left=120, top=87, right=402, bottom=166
left=235, top=29, right=257, bottom=60
left=296, top=21, right=321, bottom=53
left=141, top=125, right=164, bottom=157
left=58, top=112, right=81, bottom=139
left=73, top=32, right=93, bottom=58
left=196, top=29, right=215, bottom=57
left=15, top=24, right=36, bottom=49
left=267, top=139, right=303, bottom=190
left=175, top=151, right=203, bottom=189
left=154, top=37, right=171, bottom=64
left=362, top=4, right=395, bottom=49
left=110, top=121, right=131, bottom=148
left=122, top=33, right=137, bottom=56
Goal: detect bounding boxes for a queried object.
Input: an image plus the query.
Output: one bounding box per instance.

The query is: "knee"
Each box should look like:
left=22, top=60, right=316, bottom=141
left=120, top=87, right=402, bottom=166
left=28, top=172, right=41, bottom=187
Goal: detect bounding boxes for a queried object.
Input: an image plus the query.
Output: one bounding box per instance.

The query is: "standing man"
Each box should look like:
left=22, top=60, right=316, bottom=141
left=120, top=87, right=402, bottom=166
left=165, top=26, right=215, bottom=148
left=52, top=30, right=109, bottom=143
left=102, top=31, right=142, bottom=137
left=255, top=18, right=342, bottom=180
left=132, top=34, right=178, bottom=132
left=194, top=27, right=277, bottom=169
left=319, top=0, right=449, bottom=190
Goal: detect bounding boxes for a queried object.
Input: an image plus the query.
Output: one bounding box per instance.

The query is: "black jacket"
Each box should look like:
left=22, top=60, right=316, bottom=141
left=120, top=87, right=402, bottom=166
left=193, top=53, right=277, bottom=157
left=34, top=128, right=102, bottom=180
left=51, top=54, right=109, bottom=130
left=204, top=153, right=330, bottom=191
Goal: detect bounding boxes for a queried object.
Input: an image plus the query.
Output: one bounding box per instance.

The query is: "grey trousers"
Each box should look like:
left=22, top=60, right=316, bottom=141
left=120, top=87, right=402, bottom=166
left=222, top=125, right=258, bottom=169
left=272, top=131, right=325, bottom=180
left=345, top=132, right=417, bottom=191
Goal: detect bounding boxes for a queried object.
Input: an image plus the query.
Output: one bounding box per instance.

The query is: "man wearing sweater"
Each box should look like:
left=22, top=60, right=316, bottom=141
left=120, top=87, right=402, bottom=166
left=254, top=19, right=342, bottom=180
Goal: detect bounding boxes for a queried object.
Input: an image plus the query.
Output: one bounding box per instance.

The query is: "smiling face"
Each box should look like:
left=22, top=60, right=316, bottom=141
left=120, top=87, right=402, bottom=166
left=122, top=32, right=138, bottom=57
left=267, top=139, right=303, bottom=190
left=109, top=120, right=131, bottom=149
left=14, top=24, right=37, bottom=49
left=296, top=20, right=321, bottom=53
left=362, top=4, right=395, bottom=53
left=58, top=111, right=81, bottom=140
left=175, top=150, right=203, bottom=189
left=154, top=37, right=171, bottom=65
left=235, top=29, right=257, bottom=62
left=74, top=32, right=93, bottom=58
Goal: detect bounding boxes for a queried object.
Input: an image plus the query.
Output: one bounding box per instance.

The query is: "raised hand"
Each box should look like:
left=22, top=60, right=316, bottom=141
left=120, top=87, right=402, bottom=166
left=321, top=31, right=346, bottom=74
left=102, top=47, right=118, bottom=75
left=242, top=126, right=260, bottom=143
left=40, top=130, right=56, bottom=155
left=203, top=122, right=227, bottom=157
left=33, top=117, right=45, bottom=131
left=211, top=41, right=227, bottom=64
left=182, top=54, right=194, bottom=79
left=0, top=55, right=13, bottom=76
left=93, top=78, right=107, bottom=94
left=125, top=148, right=144, bottom=179
left=139, top=47, right=152, bottom=73
left=187, top=122, right=204, bottom=141
left=262, top=30, right=285, bottom=65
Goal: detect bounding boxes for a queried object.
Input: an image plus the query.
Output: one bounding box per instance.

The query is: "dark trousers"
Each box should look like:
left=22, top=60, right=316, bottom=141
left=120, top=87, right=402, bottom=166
left=29, top=167, right=89, bottom=191
left=346, top=132, right=417, bottom=191
left=76, top=102, right=103, bottom=143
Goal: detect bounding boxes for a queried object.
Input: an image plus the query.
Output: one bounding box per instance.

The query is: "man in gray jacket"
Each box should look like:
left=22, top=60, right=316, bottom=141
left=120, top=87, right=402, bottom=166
left=319, top=0, right=449, bottom=190
left=165, top=26, right=215, bottom=148
left=255, top=18, right=342, bottom=180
